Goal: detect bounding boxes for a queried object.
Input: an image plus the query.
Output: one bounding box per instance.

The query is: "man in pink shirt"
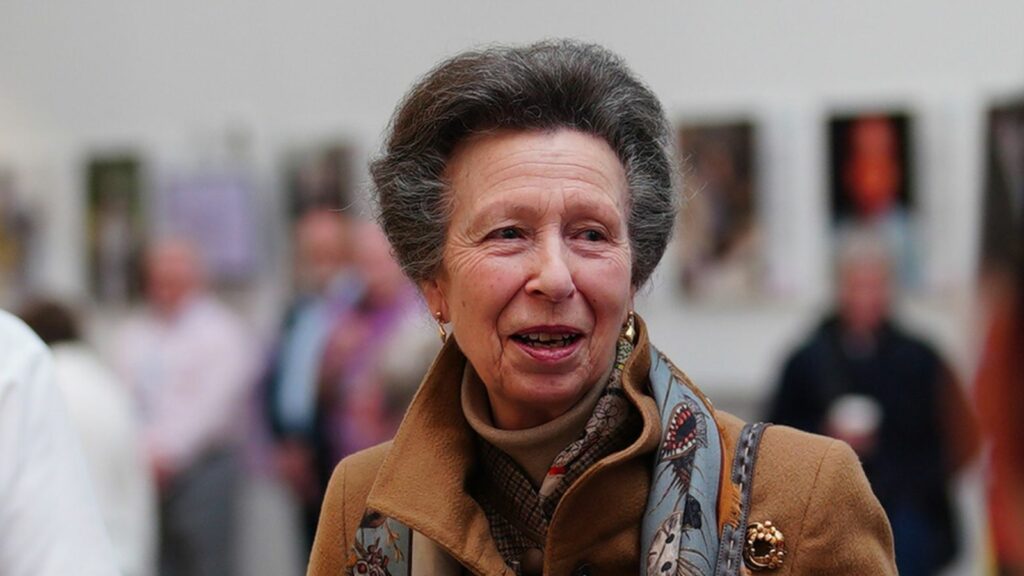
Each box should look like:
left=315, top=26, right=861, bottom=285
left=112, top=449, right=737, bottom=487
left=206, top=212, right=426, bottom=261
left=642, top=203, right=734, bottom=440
left=117, top=239, right=256, bottom=576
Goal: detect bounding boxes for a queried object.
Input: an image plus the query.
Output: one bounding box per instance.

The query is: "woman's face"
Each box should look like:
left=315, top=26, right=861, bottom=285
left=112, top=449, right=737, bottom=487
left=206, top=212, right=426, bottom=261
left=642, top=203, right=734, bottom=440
left=421, top=129, right=634, bottom=430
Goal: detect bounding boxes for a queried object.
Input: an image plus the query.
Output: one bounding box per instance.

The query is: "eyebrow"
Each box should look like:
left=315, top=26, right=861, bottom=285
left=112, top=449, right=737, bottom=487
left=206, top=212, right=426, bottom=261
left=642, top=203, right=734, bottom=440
left=464, top=198, right=541, bottom=233
left=466, top=189, right=625, bottom=234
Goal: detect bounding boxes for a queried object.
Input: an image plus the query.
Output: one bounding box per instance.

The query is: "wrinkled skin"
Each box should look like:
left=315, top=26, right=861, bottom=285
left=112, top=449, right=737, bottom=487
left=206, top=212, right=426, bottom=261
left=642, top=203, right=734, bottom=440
left=421, top=129, right=634, bottom=430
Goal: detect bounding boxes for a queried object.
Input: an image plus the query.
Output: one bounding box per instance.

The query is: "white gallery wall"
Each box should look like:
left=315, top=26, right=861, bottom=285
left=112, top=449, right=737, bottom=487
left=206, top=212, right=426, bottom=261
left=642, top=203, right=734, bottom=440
left=2, top=0, right=1023, bottom=403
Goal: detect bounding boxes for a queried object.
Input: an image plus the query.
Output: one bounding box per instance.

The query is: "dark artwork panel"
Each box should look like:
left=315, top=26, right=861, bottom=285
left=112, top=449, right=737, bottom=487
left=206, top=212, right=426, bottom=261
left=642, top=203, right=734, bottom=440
left=285, top=143, right=356, bottom=220
left=86, top=155, right=145, bottom=304
left=980, top=99, right=1024, bottom=278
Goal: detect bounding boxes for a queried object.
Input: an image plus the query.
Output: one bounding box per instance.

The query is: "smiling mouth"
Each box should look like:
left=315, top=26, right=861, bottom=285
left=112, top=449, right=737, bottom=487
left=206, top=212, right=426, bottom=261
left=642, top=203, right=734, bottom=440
left=511, top=331, right=582, bottom=349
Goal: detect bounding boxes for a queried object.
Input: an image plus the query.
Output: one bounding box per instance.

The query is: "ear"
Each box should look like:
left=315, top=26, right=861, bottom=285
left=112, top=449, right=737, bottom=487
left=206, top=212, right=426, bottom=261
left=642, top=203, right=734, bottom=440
left=419, top=278, right=449, bottom=322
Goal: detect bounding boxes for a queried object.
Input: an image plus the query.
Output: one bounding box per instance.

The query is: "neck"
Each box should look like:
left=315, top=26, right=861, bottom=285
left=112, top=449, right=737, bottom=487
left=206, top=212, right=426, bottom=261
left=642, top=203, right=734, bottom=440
left=462, top=364, right=611, bottom=486
left=490, top=400, right=576, bottom=431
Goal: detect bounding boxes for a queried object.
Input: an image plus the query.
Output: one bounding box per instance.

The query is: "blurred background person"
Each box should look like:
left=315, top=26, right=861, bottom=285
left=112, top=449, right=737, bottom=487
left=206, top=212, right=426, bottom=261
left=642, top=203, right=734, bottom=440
left=115, top=238, right=257, bottom=576
left=976, top=101, right=1024, bottom=574
left=974, top=254, right=1024, bottom=575
left=0, top=309, right=119, bottom=576
left=262, top=212, right=435, bottom=550
left=20, top=299, right=157, bottom=576
left=766, top=228, right=979, bottom=576
left=262, top=209, right=364, bottom=547
left=340, top=220, right=437, bottom=434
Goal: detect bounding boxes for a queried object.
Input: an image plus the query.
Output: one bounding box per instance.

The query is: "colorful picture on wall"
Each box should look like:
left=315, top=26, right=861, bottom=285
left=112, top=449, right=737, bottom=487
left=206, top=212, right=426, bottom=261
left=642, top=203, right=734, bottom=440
left=829, top=112, right=918, bottom=289
left=980, top=99, right=1024, bottom=279
left=676, top=121, right=761, bottom=301
left=86, top=155, right=145, bottom=304
left=154, top=171, right=259, bottom=285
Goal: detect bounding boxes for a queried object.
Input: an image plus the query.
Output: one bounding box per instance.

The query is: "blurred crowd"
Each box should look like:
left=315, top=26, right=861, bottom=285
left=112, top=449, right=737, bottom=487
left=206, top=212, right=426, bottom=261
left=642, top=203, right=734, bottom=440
left=11, top=209, right=439, bottom=576
left=8, top=206, right=1023, bottom=576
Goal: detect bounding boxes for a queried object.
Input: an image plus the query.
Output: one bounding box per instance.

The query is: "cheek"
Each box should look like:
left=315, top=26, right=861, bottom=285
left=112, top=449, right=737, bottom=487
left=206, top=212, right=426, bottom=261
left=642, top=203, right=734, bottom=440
left=446, top=252, right=526, bottom=325
left=575, top=253, right=633, bottom=314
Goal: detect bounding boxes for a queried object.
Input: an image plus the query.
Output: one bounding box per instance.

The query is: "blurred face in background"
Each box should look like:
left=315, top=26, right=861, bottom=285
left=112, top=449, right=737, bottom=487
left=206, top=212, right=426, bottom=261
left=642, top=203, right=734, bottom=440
left=295, top=210, right=350, bottom=294
left=838, top=255, right=891, bottom=337
left=353, top=222, right=406, bottom=307
left=145, top=240, right=202, bottom=317
left=843, top=117, right=902, bottom=218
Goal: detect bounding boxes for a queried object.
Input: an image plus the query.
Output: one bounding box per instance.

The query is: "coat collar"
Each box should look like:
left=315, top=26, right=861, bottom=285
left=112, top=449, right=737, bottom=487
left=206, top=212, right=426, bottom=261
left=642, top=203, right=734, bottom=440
left=362, top=316, right=722, bottom=573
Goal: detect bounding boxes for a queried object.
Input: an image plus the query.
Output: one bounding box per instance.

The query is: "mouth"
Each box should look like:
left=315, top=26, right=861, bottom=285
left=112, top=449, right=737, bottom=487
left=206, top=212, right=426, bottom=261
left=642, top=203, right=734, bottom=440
left=509, top=325, right=585, bottom=364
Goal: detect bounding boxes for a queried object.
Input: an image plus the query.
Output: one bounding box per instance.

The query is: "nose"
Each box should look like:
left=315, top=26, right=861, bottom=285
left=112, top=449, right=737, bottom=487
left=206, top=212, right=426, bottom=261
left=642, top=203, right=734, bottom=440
left=525, top=234, right=576, bottom=302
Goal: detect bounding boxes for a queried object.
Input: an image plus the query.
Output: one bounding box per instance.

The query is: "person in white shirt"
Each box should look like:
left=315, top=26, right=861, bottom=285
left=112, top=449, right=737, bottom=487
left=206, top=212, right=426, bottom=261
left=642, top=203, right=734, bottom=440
left=116, top=239, right=256, bottom=576
left=0, top=309, right=119, bottom=576
left=21, top=299, right=157, bottom=576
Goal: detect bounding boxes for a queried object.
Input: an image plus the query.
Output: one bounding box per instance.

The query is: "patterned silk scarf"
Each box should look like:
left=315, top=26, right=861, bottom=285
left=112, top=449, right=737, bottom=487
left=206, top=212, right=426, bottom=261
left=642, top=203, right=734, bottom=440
left=346, top=337, right=724, bottom=576
left=642, top=348, right=722, bottom=575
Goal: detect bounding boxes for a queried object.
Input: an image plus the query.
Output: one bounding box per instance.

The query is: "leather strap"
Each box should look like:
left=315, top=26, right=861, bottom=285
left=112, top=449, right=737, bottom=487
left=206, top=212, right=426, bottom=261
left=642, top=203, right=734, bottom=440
left=715, top=422, right=772, bottom=576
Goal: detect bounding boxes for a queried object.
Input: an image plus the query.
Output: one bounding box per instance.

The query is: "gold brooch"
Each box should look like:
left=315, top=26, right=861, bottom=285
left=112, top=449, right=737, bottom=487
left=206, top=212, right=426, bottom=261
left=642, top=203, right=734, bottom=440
left=743, top=521, right=785, bottom=571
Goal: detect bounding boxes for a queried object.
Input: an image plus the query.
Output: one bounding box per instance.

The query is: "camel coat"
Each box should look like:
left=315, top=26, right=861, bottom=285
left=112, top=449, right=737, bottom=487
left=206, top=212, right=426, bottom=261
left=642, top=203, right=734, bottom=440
left=308, top=321, right=896, bottom=575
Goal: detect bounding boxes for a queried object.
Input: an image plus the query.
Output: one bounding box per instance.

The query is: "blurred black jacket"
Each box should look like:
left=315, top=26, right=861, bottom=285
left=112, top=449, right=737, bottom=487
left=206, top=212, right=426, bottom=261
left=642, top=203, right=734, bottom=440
left=767, top=314, right=967, bottom=570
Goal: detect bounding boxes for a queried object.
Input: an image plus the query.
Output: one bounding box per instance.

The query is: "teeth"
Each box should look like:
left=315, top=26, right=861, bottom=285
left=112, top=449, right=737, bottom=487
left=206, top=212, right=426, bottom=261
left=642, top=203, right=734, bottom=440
left=517, top=332, right=577, bottom=347
left=523, top=333, right=571, bottom=341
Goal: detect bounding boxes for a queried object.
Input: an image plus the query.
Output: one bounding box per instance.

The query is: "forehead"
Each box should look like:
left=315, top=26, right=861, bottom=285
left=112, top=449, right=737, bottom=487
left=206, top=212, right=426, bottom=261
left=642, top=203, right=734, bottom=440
left=445, top=129, right=628, bottom=213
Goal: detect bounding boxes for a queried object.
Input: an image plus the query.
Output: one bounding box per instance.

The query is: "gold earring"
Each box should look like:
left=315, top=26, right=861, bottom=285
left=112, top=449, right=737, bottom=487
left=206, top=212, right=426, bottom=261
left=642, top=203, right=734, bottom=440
left=623, top=311, right=636, bottom=343
left=435, top=311, right=448, bottom=344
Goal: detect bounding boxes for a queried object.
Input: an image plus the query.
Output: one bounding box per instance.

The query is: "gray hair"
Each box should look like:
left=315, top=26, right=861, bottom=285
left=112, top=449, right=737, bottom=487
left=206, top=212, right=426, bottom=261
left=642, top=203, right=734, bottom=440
left=371, top=39, right=677, bottom=287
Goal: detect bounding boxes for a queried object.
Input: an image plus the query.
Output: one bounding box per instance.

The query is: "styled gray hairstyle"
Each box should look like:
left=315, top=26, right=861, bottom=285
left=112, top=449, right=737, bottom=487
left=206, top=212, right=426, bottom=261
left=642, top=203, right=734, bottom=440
left=371, top=39, right=677, bottom=287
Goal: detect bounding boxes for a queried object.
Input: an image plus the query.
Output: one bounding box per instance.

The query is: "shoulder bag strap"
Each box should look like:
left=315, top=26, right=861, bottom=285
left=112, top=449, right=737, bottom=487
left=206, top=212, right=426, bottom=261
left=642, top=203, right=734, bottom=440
left=715, top=422, right=772, bottom=576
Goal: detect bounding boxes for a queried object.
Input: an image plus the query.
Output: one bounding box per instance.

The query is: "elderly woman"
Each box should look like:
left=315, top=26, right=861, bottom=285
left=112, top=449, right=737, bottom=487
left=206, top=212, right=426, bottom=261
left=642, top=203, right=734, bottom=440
left=308, top=41, right=895, bottom=576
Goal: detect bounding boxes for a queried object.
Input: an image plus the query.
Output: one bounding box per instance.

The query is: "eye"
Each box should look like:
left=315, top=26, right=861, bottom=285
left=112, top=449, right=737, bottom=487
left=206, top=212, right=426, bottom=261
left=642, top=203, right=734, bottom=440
left=487, top=227, right=524, bottom=240
left=577, top=229, right=607, bottom=242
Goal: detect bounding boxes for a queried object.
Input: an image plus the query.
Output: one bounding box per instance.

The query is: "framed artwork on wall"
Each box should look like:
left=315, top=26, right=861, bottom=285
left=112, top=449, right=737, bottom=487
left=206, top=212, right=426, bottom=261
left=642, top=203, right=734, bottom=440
left=284, top=142, right=356, bottom=221
left=86, top=154, right=145, bottom=304
left=0, top=167, right=35, bottom=306
left=154, top=170, right=259, bottom=286
left=980, top=98, right=1024, bottom=280
left=828, top=111, right=919, bottom=289
left=675, top=120, right=762, bottom=301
